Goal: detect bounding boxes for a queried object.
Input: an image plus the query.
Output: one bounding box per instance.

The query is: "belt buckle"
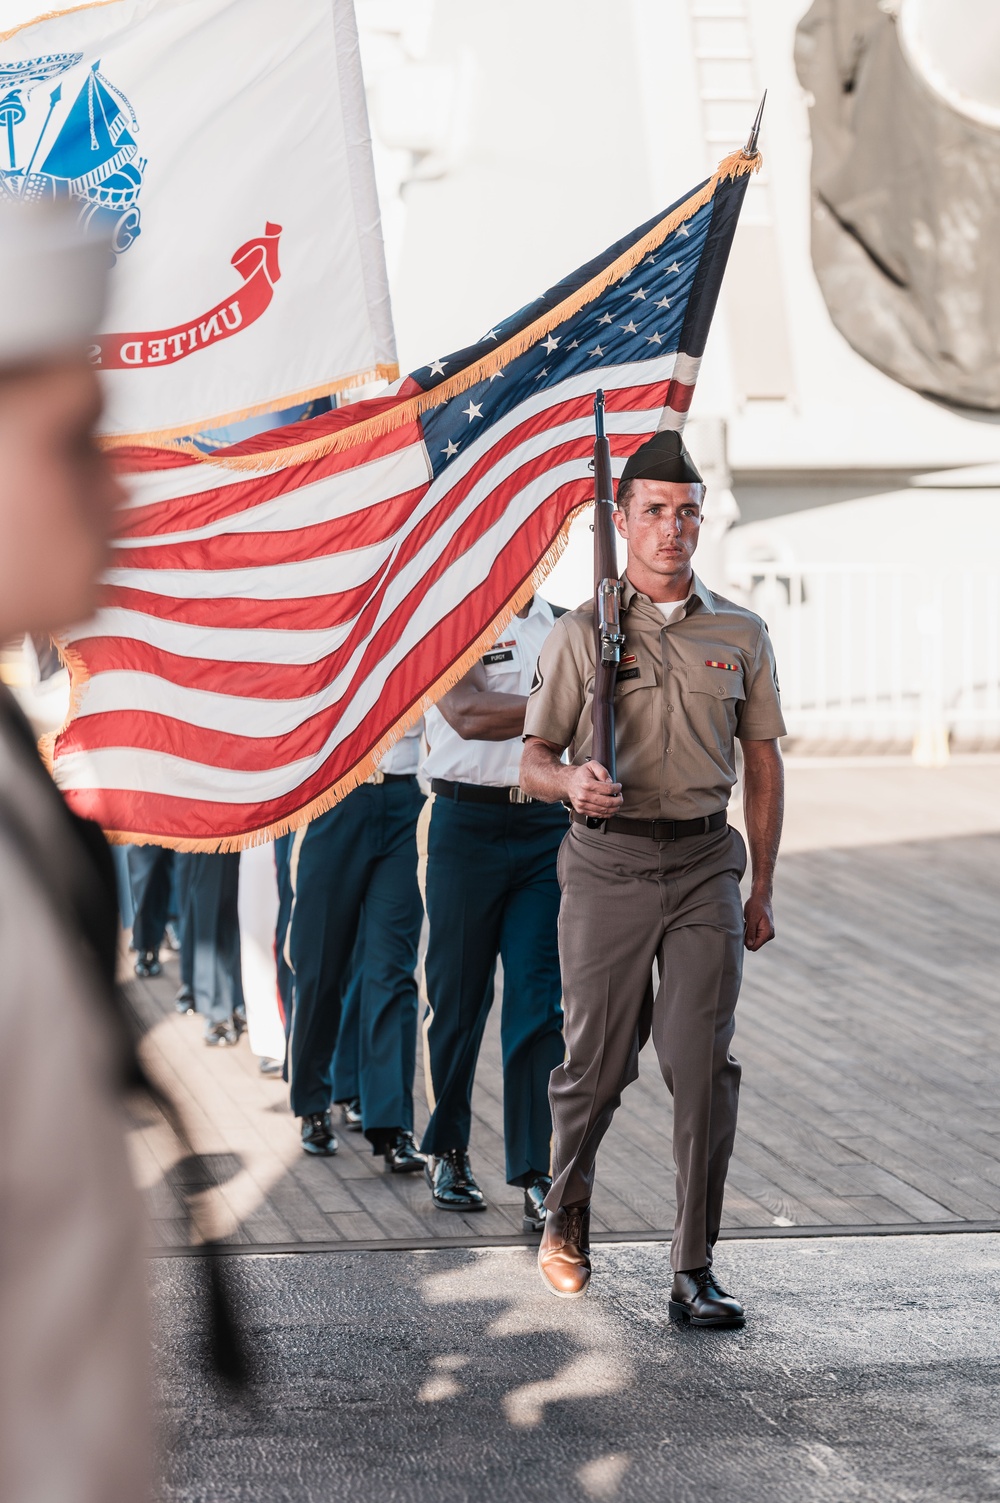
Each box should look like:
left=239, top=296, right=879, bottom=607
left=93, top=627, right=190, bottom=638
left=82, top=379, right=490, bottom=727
left=365, top=769, right=386, bottom=786
left=653, top=819, right=676, bottom=841
left=508, top=786, right=531, bottom=805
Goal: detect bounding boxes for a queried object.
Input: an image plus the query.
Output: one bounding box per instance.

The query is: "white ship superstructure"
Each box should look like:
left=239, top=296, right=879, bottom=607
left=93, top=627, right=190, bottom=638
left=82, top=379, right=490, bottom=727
left=357, top=0, right=1000, bottom=755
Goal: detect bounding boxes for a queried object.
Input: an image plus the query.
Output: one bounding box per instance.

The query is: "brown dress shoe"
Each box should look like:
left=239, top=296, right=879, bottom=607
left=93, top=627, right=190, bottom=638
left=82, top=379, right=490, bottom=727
left=538, top=1202, right=591, bottom=1298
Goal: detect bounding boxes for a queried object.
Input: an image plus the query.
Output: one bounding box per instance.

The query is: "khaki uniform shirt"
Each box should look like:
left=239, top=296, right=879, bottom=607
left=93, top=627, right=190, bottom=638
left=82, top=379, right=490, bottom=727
left=523, top=574, right=786, bottom=820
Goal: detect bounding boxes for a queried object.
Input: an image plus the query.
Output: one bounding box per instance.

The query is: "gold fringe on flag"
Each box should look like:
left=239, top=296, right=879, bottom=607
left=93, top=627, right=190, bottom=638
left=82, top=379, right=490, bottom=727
left=0, top=1, right=121, bottom=43
left=200, top=148, right=761, bottom=477
left=96, top=364, right=401, bottom=452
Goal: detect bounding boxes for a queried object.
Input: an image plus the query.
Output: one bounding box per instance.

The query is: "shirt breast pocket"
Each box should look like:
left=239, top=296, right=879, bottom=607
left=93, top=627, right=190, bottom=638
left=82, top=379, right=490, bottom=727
left=682, top=665, right=746, bottom=729
left=614, top=670, right=654, bottom=739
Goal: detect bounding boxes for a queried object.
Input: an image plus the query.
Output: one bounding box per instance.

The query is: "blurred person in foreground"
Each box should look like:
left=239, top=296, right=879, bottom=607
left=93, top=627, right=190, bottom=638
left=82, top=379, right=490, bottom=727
left=0, top=206, right=151, bottom=1503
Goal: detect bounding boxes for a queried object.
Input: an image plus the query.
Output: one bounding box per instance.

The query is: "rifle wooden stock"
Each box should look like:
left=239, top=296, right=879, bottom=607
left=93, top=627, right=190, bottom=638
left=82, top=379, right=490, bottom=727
left=589, top=391, right=622, bottom=808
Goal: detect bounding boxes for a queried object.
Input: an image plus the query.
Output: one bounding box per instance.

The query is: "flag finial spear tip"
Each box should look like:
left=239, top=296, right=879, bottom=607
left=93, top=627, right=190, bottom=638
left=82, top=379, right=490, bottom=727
left=743, top=91, right=766, bottom=157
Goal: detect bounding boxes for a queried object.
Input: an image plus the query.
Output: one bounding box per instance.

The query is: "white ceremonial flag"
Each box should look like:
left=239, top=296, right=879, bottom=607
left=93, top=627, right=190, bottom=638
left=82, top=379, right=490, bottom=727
left=0, top=0, right=397, bottom=442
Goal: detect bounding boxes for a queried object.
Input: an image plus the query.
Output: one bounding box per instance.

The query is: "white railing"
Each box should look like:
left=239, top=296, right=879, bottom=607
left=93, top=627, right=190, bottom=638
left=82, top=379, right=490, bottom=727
left=743, top=565, right=1000, bottom=758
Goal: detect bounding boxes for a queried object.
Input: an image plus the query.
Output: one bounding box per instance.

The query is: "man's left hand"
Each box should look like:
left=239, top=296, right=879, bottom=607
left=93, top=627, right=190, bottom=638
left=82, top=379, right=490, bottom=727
left=743, top=891, right=775, bottom=951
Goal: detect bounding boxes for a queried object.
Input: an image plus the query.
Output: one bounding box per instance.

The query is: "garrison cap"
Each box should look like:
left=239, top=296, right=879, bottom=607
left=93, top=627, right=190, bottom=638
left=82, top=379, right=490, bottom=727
left=620, top=429, right=703, bottom=486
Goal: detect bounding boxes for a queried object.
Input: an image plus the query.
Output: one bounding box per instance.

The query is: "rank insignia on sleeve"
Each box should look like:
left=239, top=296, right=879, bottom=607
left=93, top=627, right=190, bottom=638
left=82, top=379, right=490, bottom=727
left=705, top=660, right=740, bottom=671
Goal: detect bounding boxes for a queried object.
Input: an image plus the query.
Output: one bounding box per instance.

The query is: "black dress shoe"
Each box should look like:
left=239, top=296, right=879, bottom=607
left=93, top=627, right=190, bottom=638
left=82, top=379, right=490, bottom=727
left=380, top=1130, right=426, bottom=1174
left=175, top=984, right=195, bottom=1015
left=339, top=1098, right=363, bottom=1132
left=204, top=1018, right=238, bottom=1048
left=134, top=950, right=162, bottom=979
left=669, top=1268, right=745, bottom=1328
left=426, top=1148, right=487, bottom=1212
left=522, top=1171, right=551, bottom=1233
left=301, top=1110, right=339, bottom=1157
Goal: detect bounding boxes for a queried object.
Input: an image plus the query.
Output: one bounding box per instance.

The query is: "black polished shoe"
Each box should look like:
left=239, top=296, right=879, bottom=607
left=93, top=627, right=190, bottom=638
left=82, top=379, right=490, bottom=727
left=204, top=1018, right=238, bottom=1048
left=380, top=1130, right=426, bottom=1175
left=426, top=1148, right=487, bottom=1212
left=175, top=984, right=195, bottom=1015
left=340, top=1098, right=363, bottom=1132
left=134, top=949, right=161, bottom=979
left=301, top=1110, right=339, bottom=1157
left=522, top=1171, right=551, bottom=1233
left=669, top=1267, right=745, bottom=1328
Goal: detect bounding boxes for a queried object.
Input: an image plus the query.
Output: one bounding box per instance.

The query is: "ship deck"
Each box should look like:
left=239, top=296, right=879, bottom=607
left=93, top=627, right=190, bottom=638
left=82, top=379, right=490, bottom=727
left=128, top=758, right=1000, bottom=1254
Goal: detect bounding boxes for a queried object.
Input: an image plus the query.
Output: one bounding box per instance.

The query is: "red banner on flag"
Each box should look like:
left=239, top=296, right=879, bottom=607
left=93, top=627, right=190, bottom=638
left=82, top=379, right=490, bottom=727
left=90, top=223, right=282, bottom=371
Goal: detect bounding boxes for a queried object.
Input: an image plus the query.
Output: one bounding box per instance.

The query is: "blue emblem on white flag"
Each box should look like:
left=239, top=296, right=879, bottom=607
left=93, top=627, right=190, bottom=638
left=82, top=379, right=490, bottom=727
left=0, top=53, right=145, bottom=258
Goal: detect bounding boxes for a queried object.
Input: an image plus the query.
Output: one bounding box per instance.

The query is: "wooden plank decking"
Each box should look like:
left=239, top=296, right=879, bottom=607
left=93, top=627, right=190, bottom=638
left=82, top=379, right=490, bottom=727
left=128, top=760, right=1000, bottom=1250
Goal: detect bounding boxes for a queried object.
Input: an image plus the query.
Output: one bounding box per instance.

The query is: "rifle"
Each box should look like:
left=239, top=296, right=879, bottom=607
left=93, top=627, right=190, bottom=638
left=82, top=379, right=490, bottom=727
left=587, top=390, right=624, bottom=828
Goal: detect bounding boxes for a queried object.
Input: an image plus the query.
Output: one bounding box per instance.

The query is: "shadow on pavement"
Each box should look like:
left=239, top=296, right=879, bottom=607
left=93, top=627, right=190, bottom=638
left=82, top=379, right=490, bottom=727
left=152, top=1233, right=1000, bottom=1503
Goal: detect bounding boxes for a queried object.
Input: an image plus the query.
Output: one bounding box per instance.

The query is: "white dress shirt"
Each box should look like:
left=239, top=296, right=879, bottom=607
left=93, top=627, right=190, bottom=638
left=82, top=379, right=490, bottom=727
left=423, top=596, right=555, bottom=787
left=376, top=719, right=423, bottom=776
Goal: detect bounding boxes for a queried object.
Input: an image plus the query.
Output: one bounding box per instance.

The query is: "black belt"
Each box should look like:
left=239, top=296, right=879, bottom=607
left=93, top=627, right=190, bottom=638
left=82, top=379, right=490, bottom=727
left=364, top=771, right=417, bottom=785
left=573, top=809, right=727, bottom=840
left=432, top=778, right=538, bottom=806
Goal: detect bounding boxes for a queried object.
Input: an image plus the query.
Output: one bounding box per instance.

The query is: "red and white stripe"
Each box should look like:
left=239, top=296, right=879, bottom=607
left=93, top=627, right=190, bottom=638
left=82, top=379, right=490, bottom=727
left=52, top=353, right=699, bottom=846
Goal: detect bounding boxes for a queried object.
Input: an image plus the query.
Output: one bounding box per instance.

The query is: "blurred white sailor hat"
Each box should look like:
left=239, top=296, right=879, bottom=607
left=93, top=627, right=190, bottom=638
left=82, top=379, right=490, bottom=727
left=0, top=202, right=109, bottom=365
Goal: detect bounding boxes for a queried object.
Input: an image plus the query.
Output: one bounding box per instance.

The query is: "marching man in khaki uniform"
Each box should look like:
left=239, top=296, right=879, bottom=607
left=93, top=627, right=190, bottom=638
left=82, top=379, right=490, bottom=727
left=520, top=428, right=785, bottom=1326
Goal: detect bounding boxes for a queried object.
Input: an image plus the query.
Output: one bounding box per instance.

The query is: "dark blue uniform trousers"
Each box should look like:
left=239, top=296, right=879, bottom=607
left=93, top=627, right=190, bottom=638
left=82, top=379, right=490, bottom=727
left=174, top=851, right=244, bottom=1027
left=126, top=844, right=174, bottom=954
left=288, top=778, right=424, bottom=1124
left=176, top=852, right=194, bottom=994
left=331, top=908, right=420, bottom=1136
left=420, top=797, right=567, bottom=1185
left=274, top=832, right=294, bottom=1033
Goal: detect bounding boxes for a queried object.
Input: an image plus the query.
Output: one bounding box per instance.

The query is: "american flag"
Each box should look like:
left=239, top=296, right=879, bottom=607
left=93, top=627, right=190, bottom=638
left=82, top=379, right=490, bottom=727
left=52, top=150, right=758, bottom=849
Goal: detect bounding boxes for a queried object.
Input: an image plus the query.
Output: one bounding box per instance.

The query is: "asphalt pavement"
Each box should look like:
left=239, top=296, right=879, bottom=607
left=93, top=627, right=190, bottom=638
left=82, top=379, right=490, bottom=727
left=154, top=1231, right=1000, bottom=1502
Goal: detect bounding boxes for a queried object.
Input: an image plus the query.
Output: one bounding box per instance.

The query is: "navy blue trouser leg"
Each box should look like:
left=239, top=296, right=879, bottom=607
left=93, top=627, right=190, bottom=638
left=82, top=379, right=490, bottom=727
left=288, top=780, right=424, bottom=1122
left=421, top=799, right=566, bottom=1183
left=176, top=853, right=194, bottom=992
left=421, top=801, right=503, bottom=1163
left=127, top=844, right=173, bottom=954
left=274, top=832, right=294, bottom=1034
left=498, top=831, right=566, bottom=1185
left=355, top=825, right=422, bottom=1137
left=175, top=852, right=243, bottom=1027
left=331, top=937, right=363, bottom=1104
left=112, top=846, right=135, bottom=929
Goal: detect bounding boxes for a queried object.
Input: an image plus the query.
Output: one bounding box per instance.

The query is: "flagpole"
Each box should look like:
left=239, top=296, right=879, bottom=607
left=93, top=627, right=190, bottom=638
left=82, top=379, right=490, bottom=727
left=743, top=92, right=766, bottom=158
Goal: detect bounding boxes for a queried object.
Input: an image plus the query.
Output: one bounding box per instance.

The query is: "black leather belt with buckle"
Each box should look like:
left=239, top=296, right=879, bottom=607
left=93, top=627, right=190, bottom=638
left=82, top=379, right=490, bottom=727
left=431, top=778, right=537, bottom=806
left=364, top=771, right=418, bottom=786
left=572, top=809, right=727, bottom=840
